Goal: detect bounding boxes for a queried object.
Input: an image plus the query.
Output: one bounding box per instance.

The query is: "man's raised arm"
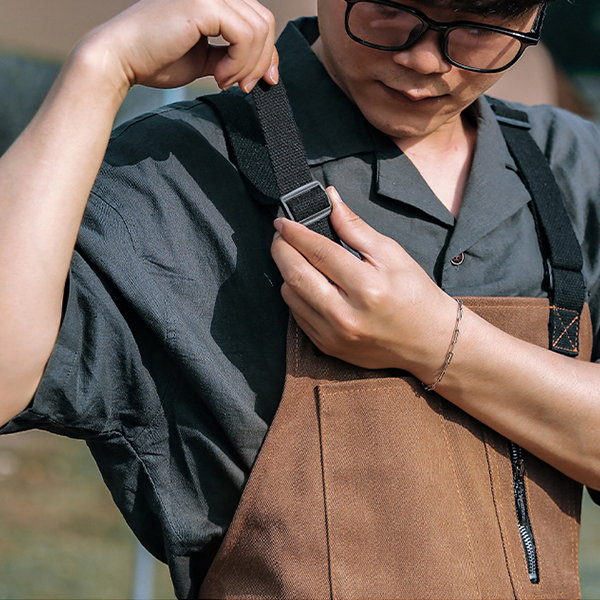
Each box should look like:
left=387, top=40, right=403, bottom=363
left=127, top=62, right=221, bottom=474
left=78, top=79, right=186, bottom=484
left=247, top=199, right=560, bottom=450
left=0, top=0, right=278, bottom=425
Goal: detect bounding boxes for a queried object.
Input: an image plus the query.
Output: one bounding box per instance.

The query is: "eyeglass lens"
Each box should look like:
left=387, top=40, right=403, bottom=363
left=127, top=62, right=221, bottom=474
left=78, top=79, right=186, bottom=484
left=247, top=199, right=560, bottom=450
left=347, top=2, right=524, bottom=71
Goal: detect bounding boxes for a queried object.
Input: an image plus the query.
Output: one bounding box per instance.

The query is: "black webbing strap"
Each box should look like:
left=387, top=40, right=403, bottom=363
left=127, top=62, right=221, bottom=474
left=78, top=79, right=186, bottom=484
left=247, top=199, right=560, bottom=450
left=489, top=97, right=586, bottom=357
left=203, top=81, right=340, bottom=243
left=202, top=89, right=279, bottom=205
left=251, top=81, right=340, bottom=242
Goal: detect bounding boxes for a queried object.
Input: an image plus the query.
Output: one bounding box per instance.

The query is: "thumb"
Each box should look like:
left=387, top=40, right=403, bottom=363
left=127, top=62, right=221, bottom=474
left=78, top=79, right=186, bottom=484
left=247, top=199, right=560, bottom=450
left=204, top=45, right=237, bottom=88
left=327, top=187, right=382, bottom=256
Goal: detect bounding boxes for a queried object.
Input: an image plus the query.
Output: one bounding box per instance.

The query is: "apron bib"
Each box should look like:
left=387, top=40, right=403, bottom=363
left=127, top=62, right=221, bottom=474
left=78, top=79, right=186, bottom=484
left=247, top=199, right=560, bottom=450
left=199, top=87, right=591, bottom=600
left=199, top=297, right=593, bottom=600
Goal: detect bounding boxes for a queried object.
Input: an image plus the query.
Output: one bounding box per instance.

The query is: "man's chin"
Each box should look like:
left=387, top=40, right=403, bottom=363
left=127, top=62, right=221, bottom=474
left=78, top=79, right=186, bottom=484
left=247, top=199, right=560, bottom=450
left=366, top=111, right=447, bottom=143
left=361, top=98, right=464, bottom=144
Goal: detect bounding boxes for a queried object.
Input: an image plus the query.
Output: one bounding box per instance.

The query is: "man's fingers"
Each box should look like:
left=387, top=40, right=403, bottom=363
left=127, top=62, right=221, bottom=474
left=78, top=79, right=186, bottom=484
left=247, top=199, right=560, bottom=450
left=213, top=0, right=276, bottom=90
left=326, top=187, right=393, bottom=263
left=271, top=230, right=340, bottom=301
left=281, top=285, right=328, bottom=340
left=272, top=216, right=364, bottom=292
left=109, top=0, right=277, bottom=92
left=263, top=48, right=280, bottom=85
left=236, top=0, right=278, bottom=87
left=280, top=276, right=356, bottom=357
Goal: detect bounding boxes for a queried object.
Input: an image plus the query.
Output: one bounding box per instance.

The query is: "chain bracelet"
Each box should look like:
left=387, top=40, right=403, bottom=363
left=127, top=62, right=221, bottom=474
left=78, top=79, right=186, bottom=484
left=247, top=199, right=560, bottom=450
left=422, top=298, right=464, bottom=392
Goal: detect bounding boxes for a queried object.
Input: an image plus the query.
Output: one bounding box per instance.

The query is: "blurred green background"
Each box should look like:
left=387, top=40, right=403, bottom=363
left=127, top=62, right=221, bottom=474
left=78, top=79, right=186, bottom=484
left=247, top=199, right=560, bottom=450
left=0, top=432, right=176, bottom=600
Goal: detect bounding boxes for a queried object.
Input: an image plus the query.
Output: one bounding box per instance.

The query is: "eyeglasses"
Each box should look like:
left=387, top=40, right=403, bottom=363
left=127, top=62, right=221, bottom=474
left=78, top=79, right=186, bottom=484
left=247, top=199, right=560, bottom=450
left=344, top=0, right=546, bottom=73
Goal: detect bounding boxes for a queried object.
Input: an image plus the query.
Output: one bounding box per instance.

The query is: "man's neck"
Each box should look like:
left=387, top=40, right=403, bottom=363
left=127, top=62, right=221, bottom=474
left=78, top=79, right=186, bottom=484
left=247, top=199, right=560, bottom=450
left=395, top=112, right=478, bottom=218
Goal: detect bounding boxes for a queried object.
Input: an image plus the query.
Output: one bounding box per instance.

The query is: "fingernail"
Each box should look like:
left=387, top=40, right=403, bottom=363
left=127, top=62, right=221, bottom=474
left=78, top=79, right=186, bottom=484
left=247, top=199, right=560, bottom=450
left=267, top=65, right=279, bottom=84
left=242, top=78, right=259, bottom=93
left=274, top=218, right=283, bottom=232
left=328, top=186, right=344, bottom=204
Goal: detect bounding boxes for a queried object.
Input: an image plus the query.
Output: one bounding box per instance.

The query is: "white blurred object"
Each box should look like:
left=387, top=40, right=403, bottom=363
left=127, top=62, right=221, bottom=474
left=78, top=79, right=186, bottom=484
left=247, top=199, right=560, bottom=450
left=132, top=541, right=156, bottom=600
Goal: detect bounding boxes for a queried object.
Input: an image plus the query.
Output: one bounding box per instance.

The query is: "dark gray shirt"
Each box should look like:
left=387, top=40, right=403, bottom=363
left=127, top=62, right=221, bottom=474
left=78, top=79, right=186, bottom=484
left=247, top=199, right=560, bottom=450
left=3, top=17, right=600, bottom=599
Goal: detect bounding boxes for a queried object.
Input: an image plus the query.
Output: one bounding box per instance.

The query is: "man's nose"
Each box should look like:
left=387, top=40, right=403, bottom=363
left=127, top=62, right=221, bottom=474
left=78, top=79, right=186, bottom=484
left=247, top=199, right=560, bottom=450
left=391, top=30, right=452, bottom=75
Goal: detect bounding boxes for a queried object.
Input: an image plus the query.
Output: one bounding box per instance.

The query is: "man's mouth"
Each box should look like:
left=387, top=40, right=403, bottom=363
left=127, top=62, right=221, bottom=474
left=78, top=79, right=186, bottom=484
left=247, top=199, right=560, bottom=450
left=379, top=82, right=448, bottom=103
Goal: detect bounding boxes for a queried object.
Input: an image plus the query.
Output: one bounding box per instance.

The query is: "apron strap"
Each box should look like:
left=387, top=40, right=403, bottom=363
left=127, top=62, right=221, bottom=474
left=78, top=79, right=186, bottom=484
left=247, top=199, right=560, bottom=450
left=203, top=88, right=279, bottom=206
left=202, top=82, right=341, bottom=244
left=205, top=88, right=586, bottom=357
left=488, top=97, right=586, bottom=358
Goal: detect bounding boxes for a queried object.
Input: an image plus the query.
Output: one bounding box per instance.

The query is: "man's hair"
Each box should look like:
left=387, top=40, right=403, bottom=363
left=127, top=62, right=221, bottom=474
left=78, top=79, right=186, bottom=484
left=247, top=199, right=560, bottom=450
left=419, top=0, right=550, bottom=18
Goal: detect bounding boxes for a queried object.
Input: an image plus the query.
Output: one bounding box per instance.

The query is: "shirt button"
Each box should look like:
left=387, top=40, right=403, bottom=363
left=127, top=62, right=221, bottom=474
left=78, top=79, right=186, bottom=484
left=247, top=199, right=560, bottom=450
left=451, top=252, right=465, bottom=266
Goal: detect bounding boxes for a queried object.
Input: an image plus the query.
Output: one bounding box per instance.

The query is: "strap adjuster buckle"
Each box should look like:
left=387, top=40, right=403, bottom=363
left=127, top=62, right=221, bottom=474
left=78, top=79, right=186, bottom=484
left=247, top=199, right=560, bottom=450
left=280, top=181, right=331, bottom=227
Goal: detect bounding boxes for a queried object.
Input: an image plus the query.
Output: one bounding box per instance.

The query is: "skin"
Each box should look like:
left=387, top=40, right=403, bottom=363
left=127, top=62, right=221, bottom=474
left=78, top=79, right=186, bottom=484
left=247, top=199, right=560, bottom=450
left=271, top=0, right=600, bottom=489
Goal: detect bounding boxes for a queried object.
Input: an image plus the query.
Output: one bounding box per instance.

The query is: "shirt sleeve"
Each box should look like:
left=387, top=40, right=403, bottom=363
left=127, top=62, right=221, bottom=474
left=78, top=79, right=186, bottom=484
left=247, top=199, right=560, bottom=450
left=0, top=102, right=267, bottom=579
left=0, top=188, right=178, bottom=563
left=0, top=190, right=165, bottom=441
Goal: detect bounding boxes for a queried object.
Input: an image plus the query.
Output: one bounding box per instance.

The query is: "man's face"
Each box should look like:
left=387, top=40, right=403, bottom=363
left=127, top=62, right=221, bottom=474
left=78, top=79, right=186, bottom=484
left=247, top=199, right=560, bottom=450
left=314, top=0, right=539, bottom=142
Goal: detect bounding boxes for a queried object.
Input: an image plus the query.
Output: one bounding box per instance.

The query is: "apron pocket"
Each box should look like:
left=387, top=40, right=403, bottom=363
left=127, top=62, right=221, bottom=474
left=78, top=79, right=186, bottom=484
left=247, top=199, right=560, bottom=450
left=482, top=429, right=582, bottom=600
left=316, top=376, right=524, bottom=600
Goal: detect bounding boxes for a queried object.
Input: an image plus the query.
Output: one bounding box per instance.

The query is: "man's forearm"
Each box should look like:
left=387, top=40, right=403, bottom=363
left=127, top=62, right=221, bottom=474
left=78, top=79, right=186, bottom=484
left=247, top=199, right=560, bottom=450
left=439, top=308, right=600, bottom=490
left=0, top=41, right=128, bottom=424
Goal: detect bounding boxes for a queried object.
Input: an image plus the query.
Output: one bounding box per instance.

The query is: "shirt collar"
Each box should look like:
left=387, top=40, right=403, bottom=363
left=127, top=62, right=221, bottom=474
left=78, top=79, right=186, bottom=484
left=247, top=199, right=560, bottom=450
left=277, top=17, right=375, bottom=165
left=446, top=96, right=531, bottom=258
left=373, top=96, right=524, bottom=223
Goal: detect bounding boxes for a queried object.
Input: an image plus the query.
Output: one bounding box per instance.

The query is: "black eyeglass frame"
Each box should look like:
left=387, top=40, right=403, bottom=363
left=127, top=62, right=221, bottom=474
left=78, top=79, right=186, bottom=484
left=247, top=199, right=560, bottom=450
left=344, top=0, right=547, bottom=73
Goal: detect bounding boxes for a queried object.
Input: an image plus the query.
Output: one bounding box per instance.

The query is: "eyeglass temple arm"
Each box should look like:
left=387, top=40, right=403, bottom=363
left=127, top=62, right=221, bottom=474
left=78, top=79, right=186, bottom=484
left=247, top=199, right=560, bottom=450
left=532, top=1, right=548, bottom=37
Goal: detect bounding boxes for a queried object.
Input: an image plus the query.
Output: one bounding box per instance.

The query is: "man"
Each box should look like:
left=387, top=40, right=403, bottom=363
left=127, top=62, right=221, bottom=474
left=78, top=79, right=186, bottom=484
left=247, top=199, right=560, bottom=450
left=0, top=0, right=599, bottom=598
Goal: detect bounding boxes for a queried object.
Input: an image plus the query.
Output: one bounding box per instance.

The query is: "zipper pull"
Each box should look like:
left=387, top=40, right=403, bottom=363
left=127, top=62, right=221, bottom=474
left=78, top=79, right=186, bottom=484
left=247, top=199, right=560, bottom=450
left=509, top=442, right=540, bottom=584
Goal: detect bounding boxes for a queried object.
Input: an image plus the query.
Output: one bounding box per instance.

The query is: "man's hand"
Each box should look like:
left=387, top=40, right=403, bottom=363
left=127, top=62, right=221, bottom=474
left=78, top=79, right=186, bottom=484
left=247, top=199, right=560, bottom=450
left=77, top=0, right=279, bottom=97
left=272, top=188, right=600, bottom=488
left=271, top=187, right=458, bottom=380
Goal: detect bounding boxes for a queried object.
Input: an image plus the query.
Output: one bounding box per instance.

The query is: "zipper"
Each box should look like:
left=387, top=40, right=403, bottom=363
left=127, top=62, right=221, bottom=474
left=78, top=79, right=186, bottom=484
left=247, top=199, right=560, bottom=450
left=510, top=442, right=540, bottom=584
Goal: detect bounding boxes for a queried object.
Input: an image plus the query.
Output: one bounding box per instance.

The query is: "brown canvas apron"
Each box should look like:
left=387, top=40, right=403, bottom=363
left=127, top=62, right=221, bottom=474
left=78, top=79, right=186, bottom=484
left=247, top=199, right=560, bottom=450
left=199, top=297, right=593, bottom=600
